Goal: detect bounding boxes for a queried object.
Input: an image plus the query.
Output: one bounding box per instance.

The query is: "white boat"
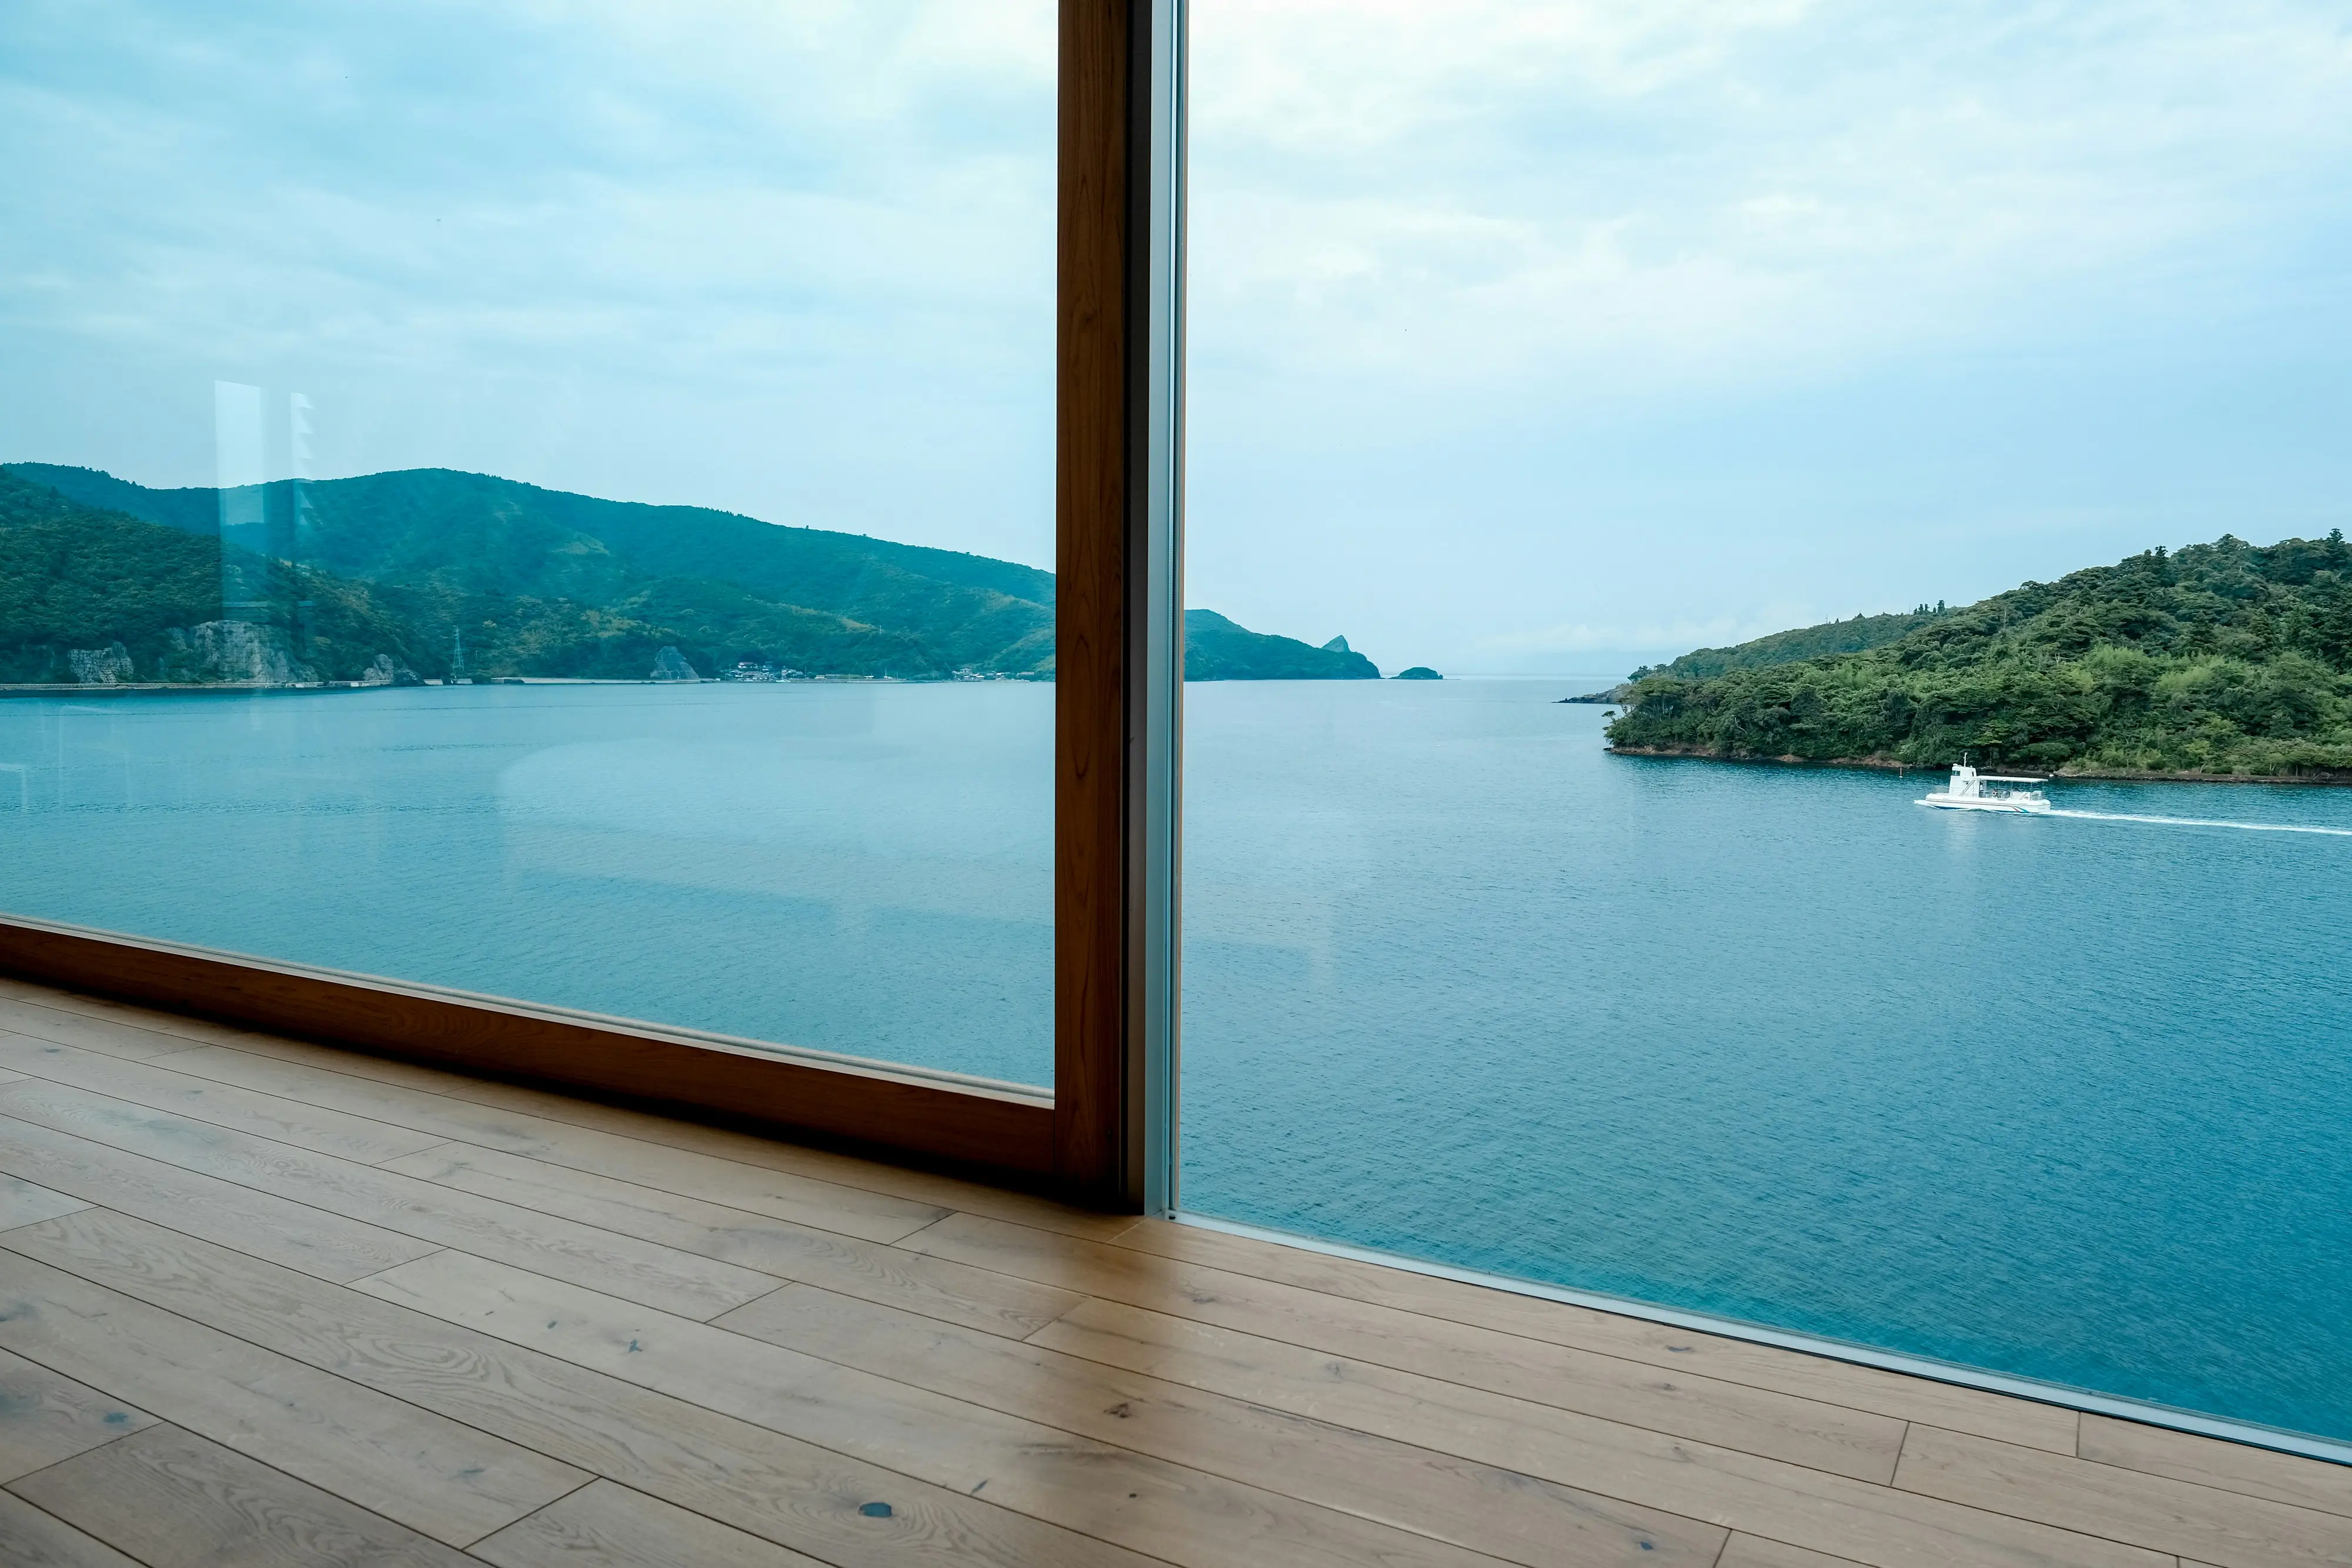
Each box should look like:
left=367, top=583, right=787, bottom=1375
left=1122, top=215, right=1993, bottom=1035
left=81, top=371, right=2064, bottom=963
left=1918, top=762, right=2053, bottom=814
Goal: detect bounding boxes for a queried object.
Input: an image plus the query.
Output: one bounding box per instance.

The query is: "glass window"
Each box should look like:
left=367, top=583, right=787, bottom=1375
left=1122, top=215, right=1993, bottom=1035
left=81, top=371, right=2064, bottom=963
left=0, top=2, right=1057, bottom=1088
left=1183, top=2, right=2352, bottom=1447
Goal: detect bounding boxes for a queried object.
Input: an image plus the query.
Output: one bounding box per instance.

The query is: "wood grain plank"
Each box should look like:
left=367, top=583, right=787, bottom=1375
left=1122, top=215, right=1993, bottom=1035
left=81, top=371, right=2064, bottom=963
left=2080, top=1415, right=2352, bottom=1520
left=355, top=1248, right=1534, bottom=1568
left=717, top=1276, right=1726, bottom=1567
left=12, top=1423, right=479, bottom=1566
left=1719, top=1535, right=1872, bottom=1568
left=0, top=918, right=1055, bottom=1178
left=0, top=1078, right=780, bottom=1321
left=471, top=1480, right=833, bottom=1568
left=0, top=1345, right=154, bottom=1483
left=0, top=1112, right=434, bottom=1282
left=1110, top=1219, right=2085, bottom=1453
left=0, top=1490, right=143, bottom=1568
left=5, top=1206, right=1156, bottom=1568
left=156, top=1044, right=954, bottom=1245
left=1897, top=1424, right=2351, bottom=1568
left=382, top=1142, right=1080, bottom=1340
left=0, top=999, right=210, bottom=1062
left=0, top=1031, right=449, bottom=1166
left=0, top=1248, right=587, bottom=1547
left=147, top=1008, right=1141, bottom=1241
left=918, top=1212, right=1907, bottom=1482
left=0, top=980, right=275, bottom=1051
left=0, top=1175, right=88, bottom=1233
left=1015, top=1290, right=2167, bottom=1568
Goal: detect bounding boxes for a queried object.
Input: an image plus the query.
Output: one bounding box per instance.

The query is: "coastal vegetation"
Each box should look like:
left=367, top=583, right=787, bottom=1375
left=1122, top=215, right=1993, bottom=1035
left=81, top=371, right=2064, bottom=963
left=1604, top=533, right=2352, bottom=779
left=1, top=464, right=1352, bottom=684
left=1183, top=611, right=1379, bottom=680
left=1631, top=606, right=1949, bottom=681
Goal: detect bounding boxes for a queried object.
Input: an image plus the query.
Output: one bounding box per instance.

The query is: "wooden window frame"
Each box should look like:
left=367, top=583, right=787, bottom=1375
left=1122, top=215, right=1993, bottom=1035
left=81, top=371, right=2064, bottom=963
left=0, top=0, right=1185, bottom=1213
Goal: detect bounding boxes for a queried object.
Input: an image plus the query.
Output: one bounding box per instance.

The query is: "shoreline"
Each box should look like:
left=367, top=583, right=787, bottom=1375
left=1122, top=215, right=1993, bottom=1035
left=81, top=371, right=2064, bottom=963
left=1603, top=743, right=2352, bottom=787
left=0, top=676, right=942, bottom=699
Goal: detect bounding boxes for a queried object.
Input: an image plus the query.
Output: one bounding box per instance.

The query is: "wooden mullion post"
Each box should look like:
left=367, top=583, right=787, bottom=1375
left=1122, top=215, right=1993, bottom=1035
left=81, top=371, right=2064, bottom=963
left=1056, top=0, right=1182, bottom=1211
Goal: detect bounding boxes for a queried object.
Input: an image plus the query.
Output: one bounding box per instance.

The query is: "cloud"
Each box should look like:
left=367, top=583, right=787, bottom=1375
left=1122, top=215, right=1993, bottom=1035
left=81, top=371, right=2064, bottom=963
left=0, top=0, right=1059, bottom=561
left=1190, top=1, right=2352, bottom=396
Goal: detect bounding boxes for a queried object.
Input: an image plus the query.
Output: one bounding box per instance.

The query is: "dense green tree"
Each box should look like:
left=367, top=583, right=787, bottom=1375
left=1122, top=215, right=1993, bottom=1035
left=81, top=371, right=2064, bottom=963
left=1605, top=534, right=2352, bottom=777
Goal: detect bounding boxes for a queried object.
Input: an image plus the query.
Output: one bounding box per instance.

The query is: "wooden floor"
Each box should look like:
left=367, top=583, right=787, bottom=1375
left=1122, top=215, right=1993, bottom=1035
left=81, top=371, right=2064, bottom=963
left=0, top=979, right=2343, bottom=1568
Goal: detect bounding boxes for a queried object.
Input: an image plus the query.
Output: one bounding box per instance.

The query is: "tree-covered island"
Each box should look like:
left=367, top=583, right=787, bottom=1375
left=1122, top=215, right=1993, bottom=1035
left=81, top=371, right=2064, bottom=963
left=1, top=464, right=1371, bottom=686
left=1603, top=532, right=2352, bottom=781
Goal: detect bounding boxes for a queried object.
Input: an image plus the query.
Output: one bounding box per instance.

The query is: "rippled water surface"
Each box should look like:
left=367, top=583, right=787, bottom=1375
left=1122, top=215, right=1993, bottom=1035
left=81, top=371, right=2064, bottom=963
left=1184, top=678, right=2352, bottom=1445
left=3, top=678, right=2347, bottom=1443
left=0, top=684, right=1055, bottom=1085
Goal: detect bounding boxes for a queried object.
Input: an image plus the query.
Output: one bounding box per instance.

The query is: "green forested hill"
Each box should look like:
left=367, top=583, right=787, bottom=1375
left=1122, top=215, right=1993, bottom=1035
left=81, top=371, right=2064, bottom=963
left=1605, top=533, right=2352, bottom=778
left=0, top=469, right=430, bottom=683
left=11, top=463, right=1053, bottom=676
left=1633, top=607, right=1949, bottom=681
left=1184, top=610, right=1381, bottom=680
left=1, top=464, right=1354, bottom=684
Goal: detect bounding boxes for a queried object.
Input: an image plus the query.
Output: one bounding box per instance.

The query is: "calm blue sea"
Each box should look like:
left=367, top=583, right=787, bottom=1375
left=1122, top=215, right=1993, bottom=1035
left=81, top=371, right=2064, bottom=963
left=2, top=678, right=2347, bottom=1444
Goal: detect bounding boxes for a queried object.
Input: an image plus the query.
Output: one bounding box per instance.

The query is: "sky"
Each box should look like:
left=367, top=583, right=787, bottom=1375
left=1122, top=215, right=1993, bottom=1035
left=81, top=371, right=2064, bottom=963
left=5, top=1, right=2350, bottom=675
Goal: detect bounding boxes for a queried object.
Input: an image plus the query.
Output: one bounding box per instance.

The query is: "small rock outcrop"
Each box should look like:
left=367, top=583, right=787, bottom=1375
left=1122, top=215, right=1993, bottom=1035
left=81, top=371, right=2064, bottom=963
left=68, top=643, right=134, bottom=683
left=1394, top=666, right=1441, bottom=681
left=359, top=654, right=422, bottom=686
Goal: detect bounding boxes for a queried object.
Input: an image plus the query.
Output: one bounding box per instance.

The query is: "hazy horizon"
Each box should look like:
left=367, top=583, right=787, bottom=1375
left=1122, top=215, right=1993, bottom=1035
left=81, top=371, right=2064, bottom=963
left=6, top=1, right=2348, bottom=675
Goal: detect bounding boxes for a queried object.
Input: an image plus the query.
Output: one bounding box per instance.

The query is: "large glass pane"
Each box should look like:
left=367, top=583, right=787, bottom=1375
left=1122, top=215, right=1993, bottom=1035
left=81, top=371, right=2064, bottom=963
left=1184, top=2, right=2352, bottom=1445
left=1, top=2, right=1057, bottom=1086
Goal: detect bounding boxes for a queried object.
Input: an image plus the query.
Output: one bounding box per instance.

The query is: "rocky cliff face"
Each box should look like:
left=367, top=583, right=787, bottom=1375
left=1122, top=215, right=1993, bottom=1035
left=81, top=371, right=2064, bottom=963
left=66, top=643, right=134, bottom=683
left=152, top=621, right=317, bottom=685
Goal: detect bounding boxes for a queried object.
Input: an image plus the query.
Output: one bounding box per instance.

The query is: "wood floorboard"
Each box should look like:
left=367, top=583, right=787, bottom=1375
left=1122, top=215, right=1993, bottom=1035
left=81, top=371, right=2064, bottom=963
left=0, top=1345, right=155, bottom=1485
left=1110, top=1217, right=2087, bottom=1454
left=2079, top=1416, right=2352, bottom=1521
left=0, top=1246, right=589, bottom=1547
left=0, top=1489, right=145, bottom=1568
left=1011, top=1286, right=2170, bottom=1568
left=0, top=1078, right=782, bottom=1321
left=715, top=1275, right=1728, bottom=1567
left=0, top=1001, right=212, bottom=1064
left=0, top=1110, right=437, bottom=1282
left=11, top=1422, right=480, bottom=1567
left=1895, top=1424, right=2351, bottom=1568
left=1718, top=1535, right=1875, bottom=1568
left=913, top=1210, right=1911, bottom=1480
left=469, top=1480, right=837, bottom=1568
left=152, top=1041, right=958, bottom=1246
left=382, top=1140, right=1083, bottom=1340
left=6, top=979, right=1137, bottom=1242
left=0, top=1174, right=89, bottom=1233
left=354, top=1247, right=1544, bottom=1568
left=0, top=982, right=2333, bottom=1568
left=5, top=1205, right=1159, bottom=1568
left=121, top=1014, right=1133, bottom=1241
left=0, top=1031, right=452, bottom=1165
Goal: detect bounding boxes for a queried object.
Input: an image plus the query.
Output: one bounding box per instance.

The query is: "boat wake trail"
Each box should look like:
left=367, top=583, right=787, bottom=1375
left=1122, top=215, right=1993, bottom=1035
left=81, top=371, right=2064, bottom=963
left=2047, top=810, right=2352, bottom=837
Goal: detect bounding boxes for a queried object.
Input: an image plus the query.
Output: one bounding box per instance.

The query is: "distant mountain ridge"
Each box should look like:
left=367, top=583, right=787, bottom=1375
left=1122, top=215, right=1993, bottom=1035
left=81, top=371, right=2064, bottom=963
left=1185, top=611, right=1379, bottom=680
left=1, top=463, right=1371, bottom=684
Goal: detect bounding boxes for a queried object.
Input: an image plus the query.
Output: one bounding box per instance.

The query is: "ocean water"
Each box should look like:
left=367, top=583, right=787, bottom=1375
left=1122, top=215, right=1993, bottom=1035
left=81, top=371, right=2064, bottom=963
left=1184, top=678, right=2352, bottom=1446
left=2, top=678, right=2347, bottom=1443
left=0, top=683, right=1056, bottom=1085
